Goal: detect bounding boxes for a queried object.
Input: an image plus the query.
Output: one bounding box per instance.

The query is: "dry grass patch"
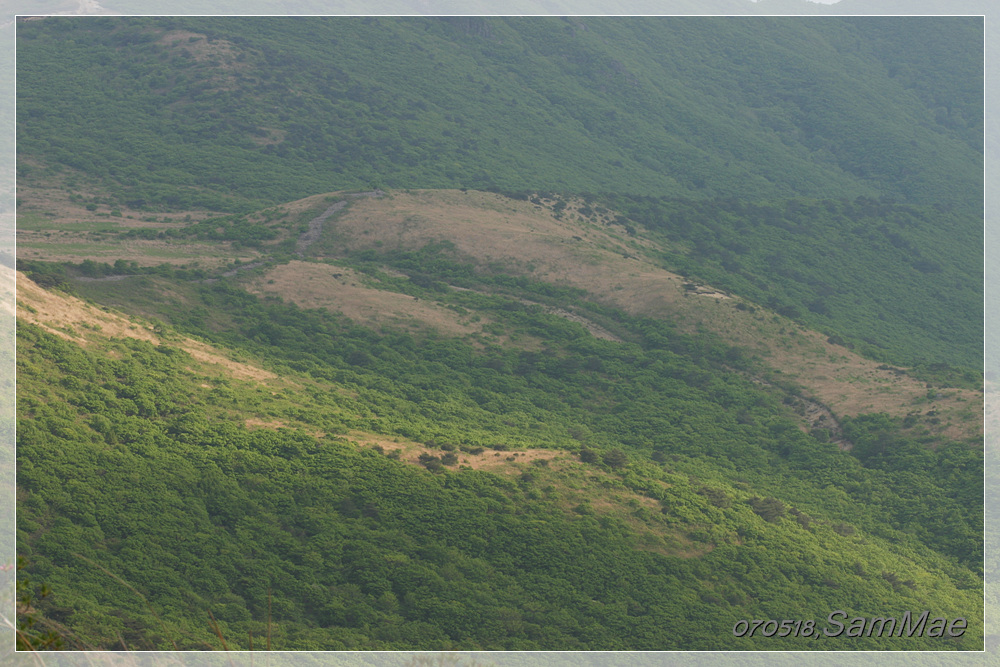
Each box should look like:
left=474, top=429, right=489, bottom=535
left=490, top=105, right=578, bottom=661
left=15, top=171, right=260, bottom=268
left=247, top=261, right=492, bottom=339
left=180, top=339, right=277, bottom=383
left=548, top=471, right=714, bottom=559
left=460, top=448, right=565, bottom=472
left=715, top=306, right=982, bottom=440
left=326, top=190, right=640, bottom=274
left=346, top=431, right=565, bottom=472
left=17, top=162, right=217, bottom=228
left=18, top=235, right=263, bottom=269
left=347, top=429, right=714, bottom=558
left=245, top=417, right=324, bottom=439
left=17, top=272, right=157, bottom=345
left=245, top=418, right=289, bottom=430
left=17, top=271, right=277, bottom=384
left=326, top=190, right=984, bottom=439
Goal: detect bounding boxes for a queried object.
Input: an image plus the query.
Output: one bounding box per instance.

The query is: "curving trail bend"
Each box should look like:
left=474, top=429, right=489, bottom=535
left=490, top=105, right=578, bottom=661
left=296, top=190, right=383, bottom=257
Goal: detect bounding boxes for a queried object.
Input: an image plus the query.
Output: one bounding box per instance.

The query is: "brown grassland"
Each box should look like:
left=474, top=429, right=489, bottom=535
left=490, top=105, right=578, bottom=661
left=13, top=183, right=982, bottom=445
left=318, top=190, right=983, bottom=444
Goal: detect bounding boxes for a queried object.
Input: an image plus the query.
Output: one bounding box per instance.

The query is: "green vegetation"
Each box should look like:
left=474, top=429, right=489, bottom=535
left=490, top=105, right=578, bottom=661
left=14, top=14, right=982, bottom=653
left=17, top=257, right=983, bottom=649
left=598, top=194, right=982, bottom=370
left=17, top=17, right=981, bottom=212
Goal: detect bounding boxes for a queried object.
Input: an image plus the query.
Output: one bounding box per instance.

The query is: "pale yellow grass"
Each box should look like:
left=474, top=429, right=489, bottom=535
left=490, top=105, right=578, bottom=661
left=247, top=261, right=488, bottom=339
left=324, top=190, right=982, bottom=440
left=17, top=272, right=275, bottom=383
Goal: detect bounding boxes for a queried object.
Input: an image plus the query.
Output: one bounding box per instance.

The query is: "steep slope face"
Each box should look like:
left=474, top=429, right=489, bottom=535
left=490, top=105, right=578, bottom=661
left=15, top=16, right=982, bottom=211
left=14, top=273, right=985, bottom=650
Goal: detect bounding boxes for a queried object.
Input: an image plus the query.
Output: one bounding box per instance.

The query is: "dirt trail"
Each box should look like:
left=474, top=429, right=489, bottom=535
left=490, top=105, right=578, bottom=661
left=297, top=190, right=384, bottom=256
left=296, top=201, right=347, bottom=256
left=74, top=275, right=131, bottom=283
left=450, top=285, right=623, bottom=343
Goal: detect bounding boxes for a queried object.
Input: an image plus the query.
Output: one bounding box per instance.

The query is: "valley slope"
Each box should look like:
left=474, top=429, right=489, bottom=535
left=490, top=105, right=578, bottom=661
left=13, top=14, right=984, bottom=653
left=14, top=186, right=984, bottom=650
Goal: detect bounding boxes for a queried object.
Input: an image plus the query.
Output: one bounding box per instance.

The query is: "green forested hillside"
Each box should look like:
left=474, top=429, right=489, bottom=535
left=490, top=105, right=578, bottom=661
left=14, top=14, right=983, bottom=653
left=600, top=194, right=982, bottom=369
left=16, top=276, right=982, bottom=650
left=16, top=16, right=982, bottom=212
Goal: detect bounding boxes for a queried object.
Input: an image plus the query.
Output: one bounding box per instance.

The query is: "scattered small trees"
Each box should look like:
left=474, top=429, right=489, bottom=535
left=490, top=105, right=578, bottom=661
left=748, top=496, right=786, bottom=523
left=418, top=452, right=443, bottom=472
left=602, top=449, right=628, bottom=469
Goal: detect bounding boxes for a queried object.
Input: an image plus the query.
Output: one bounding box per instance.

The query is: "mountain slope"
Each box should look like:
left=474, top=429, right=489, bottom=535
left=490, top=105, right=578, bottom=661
left=16, top=16, right=982, bottom=211
left=253, top=189, right=982, bottom=442
left=15, top=271, right=984, bottom=649
left=13, top=13, right=984, bottom=653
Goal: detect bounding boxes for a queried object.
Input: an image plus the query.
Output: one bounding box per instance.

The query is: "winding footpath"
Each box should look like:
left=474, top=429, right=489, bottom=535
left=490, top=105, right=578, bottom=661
left=296, top=190, right=383, bottom=257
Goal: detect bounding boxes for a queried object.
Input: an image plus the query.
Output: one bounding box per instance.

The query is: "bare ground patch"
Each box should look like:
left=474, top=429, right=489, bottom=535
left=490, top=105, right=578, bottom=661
left=246, top=261, right=491, bottom=339
left=17, top=271, right=277, bottom=383
left=347, top=432, right=713, bottom=558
